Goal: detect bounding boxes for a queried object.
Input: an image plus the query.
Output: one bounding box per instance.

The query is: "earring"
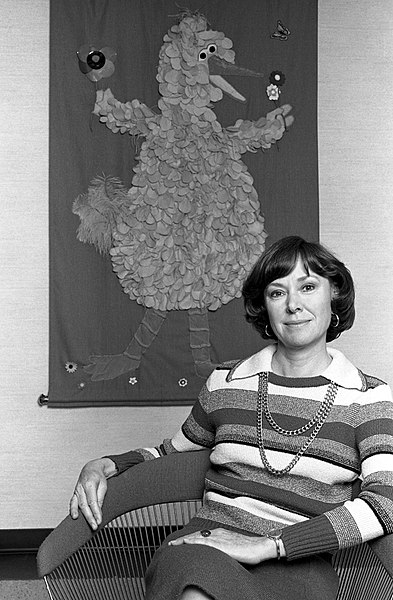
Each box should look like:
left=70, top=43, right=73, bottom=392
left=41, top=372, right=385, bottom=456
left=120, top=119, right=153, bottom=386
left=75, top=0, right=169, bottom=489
left=331, top=313, right=340, bottom=328
left=264, top=324, right=273, bottom=338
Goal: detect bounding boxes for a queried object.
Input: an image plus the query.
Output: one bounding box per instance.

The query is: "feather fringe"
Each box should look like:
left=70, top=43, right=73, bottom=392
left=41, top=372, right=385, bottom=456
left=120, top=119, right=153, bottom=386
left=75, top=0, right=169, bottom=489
left=72, top=175, right=128, bottom=254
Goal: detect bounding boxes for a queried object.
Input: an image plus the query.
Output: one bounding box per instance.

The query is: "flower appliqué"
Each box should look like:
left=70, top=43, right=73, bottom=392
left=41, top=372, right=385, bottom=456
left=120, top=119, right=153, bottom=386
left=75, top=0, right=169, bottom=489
left=129, top=376, right=138, bottom=385
left=266, top=72, right=286, bottom=103
left=77, top=45, right=117, bottom=82
left=178, top=378, right=188, bottom=388
left=65, top=361, right=78, bottom=373
left=269, top=71, right=286, bottom=86
left=266, top=84, right=280, bottom=101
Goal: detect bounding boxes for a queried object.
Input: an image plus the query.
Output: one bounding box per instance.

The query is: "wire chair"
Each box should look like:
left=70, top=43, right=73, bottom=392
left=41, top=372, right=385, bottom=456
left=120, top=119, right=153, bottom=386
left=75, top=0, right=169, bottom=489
left=37, top=451, right=393, bottom=600
left=42, top=500, right=202, bottom=600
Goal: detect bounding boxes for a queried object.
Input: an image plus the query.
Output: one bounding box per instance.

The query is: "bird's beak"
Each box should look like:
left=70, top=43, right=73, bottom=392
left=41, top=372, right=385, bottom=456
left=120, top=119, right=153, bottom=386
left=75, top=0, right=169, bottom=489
left=208, top=55, right=264, bottom=103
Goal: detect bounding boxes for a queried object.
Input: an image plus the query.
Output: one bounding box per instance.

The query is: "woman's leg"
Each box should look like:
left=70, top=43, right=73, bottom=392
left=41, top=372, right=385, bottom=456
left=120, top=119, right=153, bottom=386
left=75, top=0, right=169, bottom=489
left=146, top=518, right=338, bottom=600
left=180, top=586, right=213, bottom=600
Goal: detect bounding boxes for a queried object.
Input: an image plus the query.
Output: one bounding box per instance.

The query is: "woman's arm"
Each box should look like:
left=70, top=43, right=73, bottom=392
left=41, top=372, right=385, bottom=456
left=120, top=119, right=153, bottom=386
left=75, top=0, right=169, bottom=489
left=281, top=382, right=393, bottom=560
left=104, top=381, right=216, bottom=474
left=69, top=381, right=216, bottom=528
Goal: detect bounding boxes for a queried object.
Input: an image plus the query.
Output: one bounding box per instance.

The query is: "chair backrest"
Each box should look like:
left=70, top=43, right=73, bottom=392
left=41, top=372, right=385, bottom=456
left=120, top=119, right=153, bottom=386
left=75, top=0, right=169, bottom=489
left=38, top=451, right=393, bottom=600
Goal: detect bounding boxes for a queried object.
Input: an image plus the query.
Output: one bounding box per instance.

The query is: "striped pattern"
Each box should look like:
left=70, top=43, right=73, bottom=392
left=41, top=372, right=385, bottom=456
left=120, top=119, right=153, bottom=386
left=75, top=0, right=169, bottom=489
left=333, top=544, right=393, bottom=600
left=138, top=346, right=393, bottom=561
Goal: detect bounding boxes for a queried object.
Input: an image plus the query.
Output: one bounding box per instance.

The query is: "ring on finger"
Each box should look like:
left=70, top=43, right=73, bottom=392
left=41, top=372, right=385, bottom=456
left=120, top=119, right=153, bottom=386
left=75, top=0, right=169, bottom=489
left=200, top=529, right=211, bottom=537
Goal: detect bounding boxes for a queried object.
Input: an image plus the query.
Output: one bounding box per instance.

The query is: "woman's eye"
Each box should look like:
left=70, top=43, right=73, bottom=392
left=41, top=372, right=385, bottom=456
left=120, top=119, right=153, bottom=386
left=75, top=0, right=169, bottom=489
left=269, top=290, right=283, bottom=298
left=303, top=284, right=315, bottom=292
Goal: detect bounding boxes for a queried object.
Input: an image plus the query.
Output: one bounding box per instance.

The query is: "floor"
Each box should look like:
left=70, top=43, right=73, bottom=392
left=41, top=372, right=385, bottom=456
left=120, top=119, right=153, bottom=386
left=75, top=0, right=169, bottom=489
left=0, top=554, right=48, bottom=600
left=0, top=580, right=48, bottom=600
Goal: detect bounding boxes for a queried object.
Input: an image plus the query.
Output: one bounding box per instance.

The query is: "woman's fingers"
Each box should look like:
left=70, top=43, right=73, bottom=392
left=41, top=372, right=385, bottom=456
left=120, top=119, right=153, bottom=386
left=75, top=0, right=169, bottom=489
left=69, top=466, right=108, bottom=529
left=169, top=531, right=214, bottom=546
left=96, top=476, right=108, bottom=509
left=69, top=492, right=79, bottom=519
left=85, top=477, right=108, bottom=526
left=71, top=483, right=100, bottom=530
left=84, top=479, right=103, bottom=526
left=168, top=528, right=269, bottom=564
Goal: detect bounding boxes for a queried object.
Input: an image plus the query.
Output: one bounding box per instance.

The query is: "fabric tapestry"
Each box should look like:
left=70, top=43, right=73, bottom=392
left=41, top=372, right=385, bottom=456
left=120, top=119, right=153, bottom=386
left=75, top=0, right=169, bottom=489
left=48, top=0, right=318, bottom=407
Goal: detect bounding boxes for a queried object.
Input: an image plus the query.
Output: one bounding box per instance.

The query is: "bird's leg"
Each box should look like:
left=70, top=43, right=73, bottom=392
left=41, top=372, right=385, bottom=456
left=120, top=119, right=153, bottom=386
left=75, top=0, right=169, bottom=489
left=188, top=308, right=218, bottom=379
left=123, top=308, right=167, bottom=364
left=84, top=308, right=167, bottom=381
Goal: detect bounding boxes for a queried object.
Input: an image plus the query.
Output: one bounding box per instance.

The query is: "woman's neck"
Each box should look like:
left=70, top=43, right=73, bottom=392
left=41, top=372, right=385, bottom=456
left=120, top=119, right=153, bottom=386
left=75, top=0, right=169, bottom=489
left=271, top=344, right=332, bottom=378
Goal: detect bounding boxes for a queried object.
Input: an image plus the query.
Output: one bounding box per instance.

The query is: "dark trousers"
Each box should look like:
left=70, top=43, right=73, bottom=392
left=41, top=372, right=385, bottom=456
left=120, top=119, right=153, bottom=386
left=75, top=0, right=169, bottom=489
left=146, top=521, right=339, bottom=600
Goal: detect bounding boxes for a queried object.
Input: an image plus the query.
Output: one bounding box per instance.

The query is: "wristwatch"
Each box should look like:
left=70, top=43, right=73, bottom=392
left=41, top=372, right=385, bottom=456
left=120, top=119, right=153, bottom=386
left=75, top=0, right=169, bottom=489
left=266, top=528, right=283, bottom=560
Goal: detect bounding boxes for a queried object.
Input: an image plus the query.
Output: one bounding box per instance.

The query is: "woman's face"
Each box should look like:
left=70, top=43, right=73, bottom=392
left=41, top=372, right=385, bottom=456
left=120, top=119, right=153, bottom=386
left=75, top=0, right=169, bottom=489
left=264, top=257, right=334, bottom=351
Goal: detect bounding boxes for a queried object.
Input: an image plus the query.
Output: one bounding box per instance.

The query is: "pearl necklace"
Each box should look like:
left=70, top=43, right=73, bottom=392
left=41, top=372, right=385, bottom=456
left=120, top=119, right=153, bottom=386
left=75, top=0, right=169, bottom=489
left=256, top=372, right=338, bottom=476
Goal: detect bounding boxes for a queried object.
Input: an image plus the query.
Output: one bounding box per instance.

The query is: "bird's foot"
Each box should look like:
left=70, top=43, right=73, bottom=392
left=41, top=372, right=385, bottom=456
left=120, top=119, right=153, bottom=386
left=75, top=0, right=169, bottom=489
left=84, top=353, right=139, bottom=381
left=84, top=309, right=168, bottom=382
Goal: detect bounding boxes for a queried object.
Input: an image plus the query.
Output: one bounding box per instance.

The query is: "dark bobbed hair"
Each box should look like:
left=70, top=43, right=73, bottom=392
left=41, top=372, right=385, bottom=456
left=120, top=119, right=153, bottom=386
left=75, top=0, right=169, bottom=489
left=242, top=236, right=355, bottom=342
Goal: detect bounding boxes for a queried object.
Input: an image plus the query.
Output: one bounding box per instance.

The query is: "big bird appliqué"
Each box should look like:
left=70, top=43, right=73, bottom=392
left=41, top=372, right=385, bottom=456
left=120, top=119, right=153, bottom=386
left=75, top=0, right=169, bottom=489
left=73, top=13, right=293, bottom=382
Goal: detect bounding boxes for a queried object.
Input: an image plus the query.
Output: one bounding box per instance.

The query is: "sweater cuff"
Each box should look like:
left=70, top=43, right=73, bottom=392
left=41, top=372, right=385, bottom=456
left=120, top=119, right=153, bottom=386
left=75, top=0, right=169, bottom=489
left=103, top=450, right=145, bottom=475
left=281, top=514, right=339, bottom=560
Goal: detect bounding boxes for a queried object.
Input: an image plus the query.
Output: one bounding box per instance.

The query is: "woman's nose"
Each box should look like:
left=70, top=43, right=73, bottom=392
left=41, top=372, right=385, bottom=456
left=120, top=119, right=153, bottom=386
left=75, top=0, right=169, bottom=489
left=286, top=292, right=302, bottom=313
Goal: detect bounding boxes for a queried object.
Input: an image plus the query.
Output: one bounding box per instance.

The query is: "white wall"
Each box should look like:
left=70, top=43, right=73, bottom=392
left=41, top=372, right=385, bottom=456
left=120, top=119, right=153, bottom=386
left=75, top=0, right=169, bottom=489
left=318, top=0, right=393, bottom=380
left=0, top=0, right=392, bottom=529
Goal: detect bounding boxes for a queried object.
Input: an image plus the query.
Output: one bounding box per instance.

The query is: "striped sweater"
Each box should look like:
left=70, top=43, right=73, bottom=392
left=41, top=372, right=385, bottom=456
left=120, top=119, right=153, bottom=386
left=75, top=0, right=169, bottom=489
left=111, top=345, right=393, bottom=561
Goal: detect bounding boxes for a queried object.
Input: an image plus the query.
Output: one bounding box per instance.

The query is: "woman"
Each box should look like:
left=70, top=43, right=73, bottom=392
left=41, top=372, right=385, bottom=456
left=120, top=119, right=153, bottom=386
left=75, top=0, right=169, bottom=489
left=70, top=236, right=393, bottom=600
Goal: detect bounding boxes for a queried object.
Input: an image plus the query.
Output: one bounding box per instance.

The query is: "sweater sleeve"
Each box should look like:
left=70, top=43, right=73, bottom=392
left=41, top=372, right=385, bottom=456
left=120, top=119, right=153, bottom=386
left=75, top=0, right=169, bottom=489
left=281, top=382, right=393, bottom=560
left=104, top=383, right=216, bottom=475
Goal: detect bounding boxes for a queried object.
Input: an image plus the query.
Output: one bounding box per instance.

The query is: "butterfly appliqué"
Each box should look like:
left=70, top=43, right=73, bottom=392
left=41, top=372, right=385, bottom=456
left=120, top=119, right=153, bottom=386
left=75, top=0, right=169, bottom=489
left=270, top=20, right=291, bottom=41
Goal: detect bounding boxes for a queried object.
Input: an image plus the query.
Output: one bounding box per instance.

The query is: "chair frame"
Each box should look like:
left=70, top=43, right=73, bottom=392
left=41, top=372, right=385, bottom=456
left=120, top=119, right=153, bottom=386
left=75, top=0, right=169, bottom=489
left=37, top=450, right=393, bottom=600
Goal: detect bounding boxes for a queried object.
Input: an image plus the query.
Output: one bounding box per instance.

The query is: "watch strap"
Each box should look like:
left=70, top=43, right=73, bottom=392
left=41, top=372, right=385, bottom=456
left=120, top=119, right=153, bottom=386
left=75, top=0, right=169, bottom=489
left=266, top=529, right=282, bottom=560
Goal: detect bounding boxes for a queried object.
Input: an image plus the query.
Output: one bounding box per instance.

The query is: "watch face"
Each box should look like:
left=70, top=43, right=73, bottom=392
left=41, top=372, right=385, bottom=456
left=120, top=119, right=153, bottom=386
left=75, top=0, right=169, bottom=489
left=268, top=528, right=282, bottom=539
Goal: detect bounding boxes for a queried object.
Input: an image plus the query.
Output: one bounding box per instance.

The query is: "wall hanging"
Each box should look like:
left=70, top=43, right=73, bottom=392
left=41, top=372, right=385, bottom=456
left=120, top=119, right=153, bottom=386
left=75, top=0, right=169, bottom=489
left=46, top=0, right=318, bottom=407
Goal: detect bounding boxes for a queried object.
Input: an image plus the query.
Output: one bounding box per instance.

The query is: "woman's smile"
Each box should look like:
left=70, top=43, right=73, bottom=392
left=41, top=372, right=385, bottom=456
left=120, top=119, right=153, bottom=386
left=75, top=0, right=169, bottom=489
left=284, top=319, right=311, bottom=326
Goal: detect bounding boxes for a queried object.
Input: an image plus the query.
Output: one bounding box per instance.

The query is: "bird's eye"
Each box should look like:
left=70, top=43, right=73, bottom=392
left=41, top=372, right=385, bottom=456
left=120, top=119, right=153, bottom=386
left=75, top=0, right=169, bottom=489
left=198, top=44, right=217, bottom=61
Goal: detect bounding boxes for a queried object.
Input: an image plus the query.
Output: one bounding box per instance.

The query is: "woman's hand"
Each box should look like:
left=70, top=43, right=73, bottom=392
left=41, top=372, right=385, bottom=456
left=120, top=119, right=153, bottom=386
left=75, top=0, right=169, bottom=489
left=168, top=528, right=279, bottom=564
left=69, top=458, right=117, bottom=530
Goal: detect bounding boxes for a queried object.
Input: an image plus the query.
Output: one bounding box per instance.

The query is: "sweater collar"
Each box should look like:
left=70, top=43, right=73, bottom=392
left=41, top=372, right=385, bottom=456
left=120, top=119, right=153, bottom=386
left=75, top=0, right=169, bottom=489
left=227, top=344, right=363, bottom=390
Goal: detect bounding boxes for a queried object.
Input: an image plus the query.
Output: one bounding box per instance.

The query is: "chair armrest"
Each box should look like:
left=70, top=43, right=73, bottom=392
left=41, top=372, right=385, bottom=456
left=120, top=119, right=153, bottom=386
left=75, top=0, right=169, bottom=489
left=37, top=449, right=210, bottom=577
